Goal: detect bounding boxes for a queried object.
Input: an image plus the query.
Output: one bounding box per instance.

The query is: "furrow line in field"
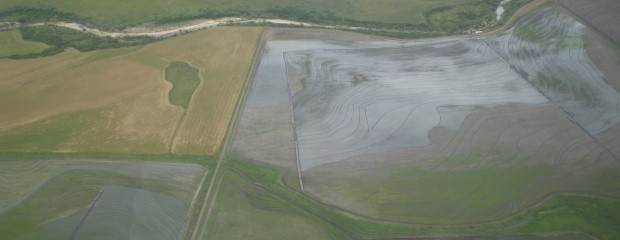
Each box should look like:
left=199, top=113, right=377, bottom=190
left=284, top=53, right=304, bottom=192
left=68, top=188, right=104, bottom=240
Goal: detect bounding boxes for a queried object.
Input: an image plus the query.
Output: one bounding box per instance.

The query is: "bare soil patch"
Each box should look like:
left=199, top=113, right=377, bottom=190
left=559, top=0, right=620, bottom=44
left=585, top=28, right=620, bottom=92
left=230, top=105, right=296, bottom=169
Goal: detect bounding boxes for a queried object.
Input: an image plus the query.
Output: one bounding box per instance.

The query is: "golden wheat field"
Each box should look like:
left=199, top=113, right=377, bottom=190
left=0, top=27, right=262, bottom=155
left=165, top=27, right=263, bottom=155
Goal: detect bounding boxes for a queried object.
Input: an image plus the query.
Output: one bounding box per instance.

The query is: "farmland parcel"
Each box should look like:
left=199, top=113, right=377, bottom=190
left=0, top=160, right=204, bottom=239
left=1, top=0, right=620, bottom=239
left=230, top=1, right=620, bottom=227
left=0, top=27, right=262, bottom=155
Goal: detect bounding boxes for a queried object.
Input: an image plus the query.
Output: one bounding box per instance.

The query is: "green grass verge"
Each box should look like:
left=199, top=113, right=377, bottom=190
left=206, top=168, right=343, bottom=239
left=0, top=30, right=48, bottom=57
left=165, top=62, right=201, bottom=109
left=216, top=158, right=620, bottom=239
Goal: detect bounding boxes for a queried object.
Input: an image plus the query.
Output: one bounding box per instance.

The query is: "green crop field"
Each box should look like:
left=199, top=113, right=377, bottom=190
left=0, top=30, right=48, bottom=57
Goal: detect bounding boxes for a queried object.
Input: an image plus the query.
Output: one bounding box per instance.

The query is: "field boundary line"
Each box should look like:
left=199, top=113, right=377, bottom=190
left=477, top=38, right=620, bottom=161
left=189, top=28, right=266, bottom=240
left=178, top=166, right=209, bottom=240
left=282, top=53, right=304, bottom=192
left=69, top=188, right=104, bottom=240
left=195, top=169, right=225, bottom=239
left=189, top=149, right=223, bottom=240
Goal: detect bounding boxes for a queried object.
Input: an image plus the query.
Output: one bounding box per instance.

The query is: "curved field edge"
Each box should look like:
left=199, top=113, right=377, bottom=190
left=208, top=158, right=620, bottom=239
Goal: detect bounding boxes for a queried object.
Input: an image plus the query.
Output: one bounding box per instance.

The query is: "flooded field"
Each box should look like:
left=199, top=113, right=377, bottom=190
left=0, top=160, right=204, bottom=239
left=288, top=39, right=548, bottom=170
left=232, top=1, right=620, bottom=224
left=485, top=5, right=620, bottom=137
